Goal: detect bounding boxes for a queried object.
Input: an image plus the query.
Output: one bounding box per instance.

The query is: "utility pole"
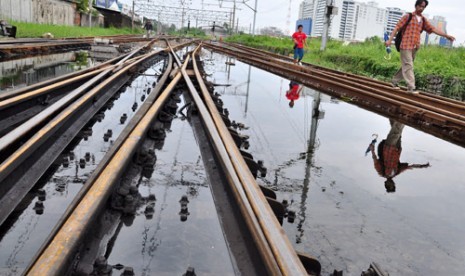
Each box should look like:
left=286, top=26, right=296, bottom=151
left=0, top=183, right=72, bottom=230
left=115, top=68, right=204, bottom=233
left=132, top=0, right=135, bottom=32
left=231, top=0, right=236, bottom=34
left=252, top=0, right=258, bottom=35
left=181, top=6, right=185, bottom=29
left=158, top=12, right=162, bottom=35
left=320, top=0, right=338, bottom=51
left=236, top=18, right=239, bottom=33
left=88, top=0, right=92, bottom=27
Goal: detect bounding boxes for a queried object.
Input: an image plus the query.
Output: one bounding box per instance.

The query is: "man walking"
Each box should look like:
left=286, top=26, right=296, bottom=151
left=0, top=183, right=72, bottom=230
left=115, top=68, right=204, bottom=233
left=385, top=0, right=455, bottom=94
left=292, top=24, right=308, bottom=65
left=143, top=20, right=153, bottom=38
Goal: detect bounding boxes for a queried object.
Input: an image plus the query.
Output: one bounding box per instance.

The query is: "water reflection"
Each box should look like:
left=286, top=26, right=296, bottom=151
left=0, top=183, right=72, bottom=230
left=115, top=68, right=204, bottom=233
left=286, top=81, right=303, bottom=108
left=0, top=51, right=94, bottom=92
left=370, top=119, right=431, bottom=193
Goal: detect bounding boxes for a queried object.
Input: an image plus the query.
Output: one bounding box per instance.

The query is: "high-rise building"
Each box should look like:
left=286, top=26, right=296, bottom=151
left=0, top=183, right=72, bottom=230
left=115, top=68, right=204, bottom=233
left=339, top=0, right=357, bottom=40
left=310, top=0, right=343, bottom=38
left=338, top=1, right=387, bottom=41
left=423, top=16, right=449, bottom=46
left=299, top=0, right=315, bottom=19
left=386, top=7, right=405, bottom=35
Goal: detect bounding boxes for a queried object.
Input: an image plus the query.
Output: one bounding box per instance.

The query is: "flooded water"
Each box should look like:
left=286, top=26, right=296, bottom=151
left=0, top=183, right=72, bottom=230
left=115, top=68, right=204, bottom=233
left=0, top=61, right=165, bottom=275
left=1, top=47, right=464, bottom=275
left=0, top=51, right=96, bottom=92
left=202, top=50, right=465, bottom=275
left=105, top=99, right=236, bottom=275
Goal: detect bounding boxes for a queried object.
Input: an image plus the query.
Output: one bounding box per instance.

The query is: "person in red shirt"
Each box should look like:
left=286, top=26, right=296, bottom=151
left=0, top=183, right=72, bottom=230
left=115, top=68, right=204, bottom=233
left=385, top=0, right=455, bottom=93
left=370, top=119, right=430, bottom=192
left=292, top=25, right=308, bottom=65
left=286, top=81, right=303, bottom=108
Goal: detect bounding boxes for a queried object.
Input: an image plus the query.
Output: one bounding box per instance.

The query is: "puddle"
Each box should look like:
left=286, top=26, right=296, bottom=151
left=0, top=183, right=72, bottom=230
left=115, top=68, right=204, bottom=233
left=0, top=51, right=96, bottom=93
left=104, top=96, right=236, bottom=276
left=0, top=60, right=165, bottom=275
left=203, top=50, right=465, bottom=275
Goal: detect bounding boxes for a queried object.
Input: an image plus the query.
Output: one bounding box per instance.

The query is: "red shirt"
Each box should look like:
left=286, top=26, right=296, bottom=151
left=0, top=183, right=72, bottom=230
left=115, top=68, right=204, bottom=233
left=286, top=84, right=300, bottom=101
left=396, top=12, right=434, bottom=50
left=292, top=32, right=307, bottom=49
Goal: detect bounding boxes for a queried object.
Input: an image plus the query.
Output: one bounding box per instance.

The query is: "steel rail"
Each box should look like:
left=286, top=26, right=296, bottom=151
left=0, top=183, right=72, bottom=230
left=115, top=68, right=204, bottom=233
left=205, top=43, right=465, bottom=126
left=23, top=53, right=174, bottom=276
left=225, top=41, right=395, bottom=85
left=0, top=41, right=91, bottom=50
left=0, top=37, right=161, bottom=153
left=26, top=55, right=185, bottom=276
left=188, top=45, right=308, bottom=275
left=168, top=47, right=281, bottom=274
left=227, top=42, right=465, bottom=109
left=0, top=66, right=110, bottom=110
left=0, top=36, right=173, bottom=102
left=202, top=43, right=465, bottom=147
left=0, top=49, right=162, bottom=225
left=219, top=42, right=465, bottom=116
left=0, top=53, right=126, bottom=102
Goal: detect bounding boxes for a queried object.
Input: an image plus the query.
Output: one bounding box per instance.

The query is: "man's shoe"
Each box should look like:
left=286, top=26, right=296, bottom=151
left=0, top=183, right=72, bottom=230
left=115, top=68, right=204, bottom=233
left=391, top=82, right=400, bottom=89
left=298, top=61, right=302, bottom=65
left=407, top=88, right=420, bottom=94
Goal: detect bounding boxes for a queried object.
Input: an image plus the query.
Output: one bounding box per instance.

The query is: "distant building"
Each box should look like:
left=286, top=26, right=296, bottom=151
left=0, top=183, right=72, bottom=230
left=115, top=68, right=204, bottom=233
left=310, top=0, right=343, bottom=38
left=339, top=1, right=387, bottom=41
left=299, top=0, right=315, bottom=19
left=386, top=7, right=405, bottom=35
left=296, top=18, right=313, bottom=35
left=422, top=16, right=450, bottom=46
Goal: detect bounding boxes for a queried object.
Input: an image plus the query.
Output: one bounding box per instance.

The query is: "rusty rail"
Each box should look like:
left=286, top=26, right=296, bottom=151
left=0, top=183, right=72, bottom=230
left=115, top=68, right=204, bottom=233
left=202, top=42, right=465, bottom=148
left=222, top=42, right=465, bottom=116
left=176, top=43, right=310, bottom=275
left=24, top=53, right=177, bottom=276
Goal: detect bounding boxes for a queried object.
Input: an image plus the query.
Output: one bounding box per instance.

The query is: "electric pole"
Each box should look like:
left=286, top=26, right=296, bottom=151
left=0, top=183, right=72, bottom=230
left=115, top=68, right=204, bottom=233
left=88, top=0, right=92, bottom=27
left=252, top=0, right=258, bottom=35
left=132, top=0, right=135, bottom=32
left=320, top=0, right=338, bottom=51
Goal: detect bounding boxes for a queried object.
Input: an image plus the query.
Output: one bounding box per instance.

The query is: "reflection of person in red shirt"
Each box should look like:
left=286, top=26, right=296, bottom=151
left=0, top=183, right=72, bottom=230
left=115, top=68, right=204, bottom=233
left=286, top=81, right=303, bottom=108
left=370, top=119, right=430, bottom=193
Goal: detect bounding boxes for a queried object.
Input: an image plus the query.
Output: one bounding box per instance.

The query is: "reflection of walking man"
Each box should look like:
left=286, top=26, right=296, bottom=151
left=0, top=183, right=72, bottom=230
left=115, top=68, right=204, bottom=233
left=370, top=119, right=430, bottom=192
left=286, top=81, right=303, bottom=108
left=385, top=0, right=455, bottom=93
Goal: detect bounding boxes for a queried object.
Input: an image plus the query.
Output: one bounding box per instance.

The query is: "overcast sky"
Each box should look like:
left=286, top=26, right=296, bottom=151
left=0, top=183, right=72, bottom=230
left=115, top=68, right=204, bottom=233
left=120, top=0, right=464, bottom=45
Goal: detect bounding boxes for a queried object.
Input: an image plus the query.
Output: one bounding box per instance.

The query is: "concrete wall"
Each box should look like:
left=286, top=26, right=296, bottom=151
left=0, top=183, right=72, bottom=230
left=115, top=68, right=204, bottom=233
left=0, top=0, right=33, bottom=22
left=0, top=0, right=76, bottom=26
left=80, top=14, right=105, bottom=28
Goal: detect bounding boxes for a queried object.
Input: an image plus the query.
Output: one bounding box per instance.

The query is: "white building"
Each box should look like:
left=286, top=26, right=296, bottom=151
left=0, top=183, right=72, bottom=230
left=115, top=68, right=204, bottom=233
left=386, top=7, right=405, bottom=35
left=338, top=1, right=387, bottom=41
left=309, top=0, right=343, bottom=38
left=299, top=0, right=315, bottom=19
left=423, top=16, right=448, bottom=45
left=299, top=0, right=388, bottom=41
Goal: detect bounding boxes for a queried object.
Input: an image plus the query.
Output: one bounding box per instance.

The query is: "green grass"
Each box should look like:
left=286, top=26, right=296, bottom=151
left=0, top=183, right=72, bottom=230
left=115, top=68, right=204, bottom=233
left=226, top=34, right=465, bottom=99
left=11, top=21, right=144, bottom=38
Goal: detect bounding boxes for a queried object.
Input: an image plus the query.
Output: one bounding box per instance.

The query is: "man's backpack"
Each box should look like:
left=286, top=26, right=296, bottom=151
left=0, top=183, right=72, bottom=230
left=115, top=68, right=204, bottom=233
left=394, top=13, right=413, bottom=52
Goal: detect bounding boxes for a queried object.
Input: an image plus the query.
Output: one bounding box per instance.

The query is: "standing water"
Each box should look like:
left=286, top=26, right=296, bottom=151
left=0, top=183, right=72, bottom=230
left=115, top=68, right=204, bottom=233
left=203, top=50, right=465, bottom=275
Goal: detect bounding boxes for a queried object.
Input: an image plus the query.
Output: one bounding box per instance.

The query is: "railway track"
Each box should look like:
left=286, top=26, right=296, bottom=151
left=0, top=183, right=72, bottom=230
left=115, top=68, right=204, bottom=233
left=0, top=34, right=166, bottom=61
left=0, top=37, right=184, bottom=136
left=0, top=39, right=194, bottom=228
left=3, top=37, right=461, bottom=275
left=17, top=42, right=324, bottom=275
left=202, top=42, right=465, bottom=148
